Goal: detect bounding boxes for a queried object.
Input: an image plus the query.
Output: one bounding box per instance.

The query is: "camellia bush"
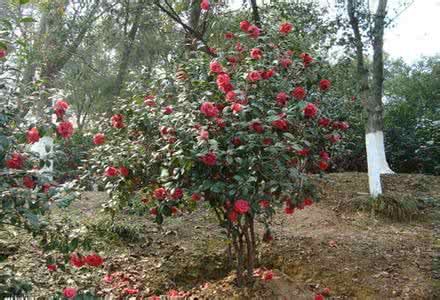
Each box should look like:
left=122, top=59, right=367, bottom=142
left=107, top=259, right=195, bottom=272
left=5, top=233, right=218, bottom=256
left=0, top=92, right=100, bottom=297
left=89, top=19, right=348, bottom=285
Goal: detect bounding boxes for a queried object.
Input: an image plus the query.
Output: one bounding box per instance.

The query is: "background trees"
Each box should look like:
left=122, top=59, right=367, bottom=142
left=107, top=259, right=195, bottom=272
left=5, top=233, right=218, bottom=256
left=1, top=0, right=438, bottom=179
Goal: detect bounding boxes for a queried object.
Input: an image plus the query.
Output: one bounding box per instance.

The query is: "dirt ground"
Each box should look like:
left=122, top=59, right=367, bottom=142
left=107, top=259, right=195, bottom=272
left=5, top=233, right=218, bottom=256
left=1, top=172, right=439, bottom=299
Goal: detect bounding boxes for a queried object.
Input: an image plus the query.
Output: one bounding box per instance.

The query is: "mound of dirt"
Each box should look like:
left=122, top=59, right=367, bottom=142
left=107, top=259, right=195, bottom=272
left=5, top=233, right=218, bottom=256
left=1, top=172, right=438, bottom=299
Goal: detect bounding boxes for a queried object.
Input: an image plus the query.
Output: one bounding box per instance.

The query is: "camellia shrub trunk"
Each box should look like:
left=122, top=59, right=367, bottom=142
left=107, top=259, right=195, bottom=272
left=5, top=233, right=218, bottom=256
left=90, top=18, right=348, bottom=286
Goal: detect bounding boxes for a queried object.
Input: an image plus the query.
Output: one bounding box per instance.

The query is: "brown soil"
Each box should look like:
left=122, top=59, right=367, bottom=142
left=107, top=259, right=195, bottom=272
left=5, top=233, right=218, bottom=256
left=1, top=172, right=439, bottom=299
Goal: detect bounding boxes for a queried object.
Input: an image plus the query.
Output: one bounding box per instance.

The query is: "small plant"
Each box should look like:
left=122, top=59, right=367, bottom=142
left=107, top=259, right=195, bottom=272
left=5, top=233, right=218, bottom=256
left=353, top=193, right=419, bottom=222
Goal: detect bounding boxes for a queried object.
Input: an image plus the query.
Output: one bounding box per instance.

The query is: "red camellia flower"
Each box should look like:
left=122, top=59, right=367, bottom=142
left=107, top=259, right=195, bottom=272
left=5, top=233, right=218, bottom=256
left=163, top=106, right=173, bottom=115
left=85, top=254, right=104, bottom=267
left=23, top=176, right=35, bottom=189
left=171, top=188, right=183, bottom=200
left=234, top=199, right=250, bottom=214
left=280, top=58, right=292, bottom=68
left=103, top=275, right=113, bottom=283
left=285, top=206, right=294, bottom=215
left=226, top=56, right=238, bottom=64
left=239, top=20, right=251, bottom=32
left=339, top=121, right=350, bottom=131
left=262, top=69, right=275, bottom=79
left=318, top=117, right=330, bottom=127
left=276, top=92, right=289, bottom=106
left=63, top=288, right=77, bottom=299
left=54, top=99, right=69, bottom=118
left=231, top=103, right=242, bottom=113
left=6, top=153, right=24, bottom=169
left=262, top=138, right=272, bottom=145
left=119, top=166, right=129, bottom=177
left=93, top=133, right=105, bottom=145
left=299, top=52, right=314, bottom=67
left=226, top=91, right=237, bottom=102
left=225, top=32, right=235, bottom=39
left=160, top=126, right=170, bottom=136
left=323, top=287, right=331, bottom=295
left=216, top=117, right=226, bottom=128
left=320, top=150, right=330, bottom=161
left=57, top=121, right=74, bottom=139
left=292, top=86, right=306, bottom=100
left=150, top=207, right=158, bottom=216
left=200, top=152, right=217, bottom=166
left=249, top=121, right=264, bottom=133
left=327, top=134, right=342, bottom=144
left=315, top=294, right=325, bottom=300
left=263, top=231, right=273, bottom=242
left=0, top=49, right=7, bottom=59
left=200, top=0, right=209, bottom=10
left=247, top=71, right=262, bottom=82
left=104, top=166, right=119, bottom=177
left=200, top=102, right=219, bottom=118
left=228, top=210, right=238, bottom=223
left=209, top=60, right=223, bottom=73
left=191, top=193, right=202, bottom=201
left=171, top=206, right=178, bottom=215
left=231, top=136, right=242, bottom=146
left=279, top=22, right=293, bottom=34
left=42, top=183, right=52, bottom=193
left=217, top=73, right=230, bottom=85
left=303, top=103, right=318, bottom=118
left=154, top=187, right=167, bottom=200
left=235, top=42, right=244, bottom=52
left=26, top=127, right=40, bottom=144
left=304, top=198, right=313, bottom=206
left=272, top=119, right=288, bottom=131
left=70, top=253, right=85, bottom=268
left=250, top=48, right=262, bottom=60
left=144, top=95, right=156, bottom=106
left=111, top=114, right=124, bottom=128
left=47, top=264, right=57, bottom=272
left=259, top=200, right=270, bottom=208
left=297, top=148, right=310, bottom=156
left=319, top=79, right=331, bottom=91
left=124, top=288, right=139, bottom=295
left=319, top=161, right=329, bottom=171
left=262, top=270, right=274, bottom=281
left=199, top=129, right=209, bottom=140
left=247, top=25, right=261, bottom=38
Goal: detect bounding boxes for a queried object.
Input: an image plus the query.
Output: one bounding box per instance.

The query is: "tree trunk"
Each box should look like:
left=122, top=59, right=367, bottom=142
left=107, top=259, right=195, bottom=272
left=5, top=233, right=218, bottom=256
left=113, top=1, right=143, bottom=99
left=347, top=0, right=393, bottom=198
left=184, top=0, right=202, bottom=56
left=249, top=0, right=261, bottom=27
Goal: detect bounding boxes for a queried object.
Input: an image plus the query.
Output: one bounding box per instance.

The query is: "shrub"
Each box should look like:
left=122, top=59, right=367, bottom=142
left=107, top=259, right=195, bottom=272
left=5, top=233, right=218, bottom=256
left=89, top=19, right=348, bottom=285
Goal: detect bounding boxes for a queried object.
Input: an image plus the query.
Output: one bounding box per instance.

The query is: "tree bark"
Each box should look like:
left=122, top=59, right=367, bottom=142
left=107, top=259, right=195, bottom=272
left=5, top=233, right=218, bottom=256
left=249, top=0, right=261, bottom=27
left=347, top=0, right=393, bottom=198
left=113, top=1, right=143, bottom=98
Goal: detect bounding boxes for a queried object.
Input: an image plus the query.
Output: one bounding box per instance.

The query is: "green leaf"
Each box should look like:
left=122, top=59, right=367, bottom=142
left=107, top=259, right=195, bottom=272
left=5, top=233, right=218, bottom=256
left=19, top=17, right=34, bottom=23
left=0, top=41, right=7, bottom=50
left=19, top=0, right=30, bottom=4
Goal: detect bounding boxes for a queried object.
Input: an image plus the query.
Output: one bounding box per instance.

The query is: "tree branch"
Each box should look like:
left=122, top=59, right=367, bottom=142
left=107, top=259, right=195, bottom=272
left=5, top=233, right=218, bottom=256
left=153, top=0, right=215, bottom=57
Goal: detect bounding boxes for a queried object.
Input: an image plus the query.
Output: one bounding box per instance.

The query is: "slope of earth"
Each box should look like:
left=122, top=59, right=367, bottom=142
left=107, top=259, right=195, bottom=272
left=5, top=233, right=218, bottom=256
left=1, top=172, right=438, bottom=299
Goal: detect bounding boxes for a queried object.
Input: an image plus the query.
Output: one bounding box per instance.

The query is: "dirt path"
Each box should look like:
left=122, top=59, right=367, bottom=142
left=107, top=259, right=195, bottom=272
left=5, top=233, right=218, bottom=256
left=1, top=172, right=439, bottom=299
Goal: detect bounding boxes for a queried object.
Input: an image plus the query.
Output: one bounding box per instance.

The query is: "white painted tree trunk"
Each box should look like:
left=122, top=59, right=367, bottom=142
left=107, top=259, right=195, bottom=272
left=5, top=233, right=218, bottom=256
left=366, top=131, right=394, bottom=198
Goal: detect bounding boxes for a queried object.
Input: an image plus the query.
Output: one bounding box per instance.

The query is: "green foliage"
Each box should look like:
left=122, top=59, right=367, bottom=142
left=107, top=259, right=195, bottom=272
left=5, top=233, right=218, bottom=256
left=384, top=57, right=440, bottom=175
